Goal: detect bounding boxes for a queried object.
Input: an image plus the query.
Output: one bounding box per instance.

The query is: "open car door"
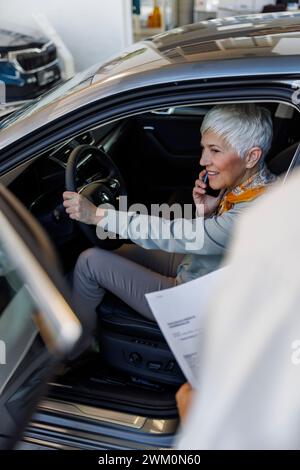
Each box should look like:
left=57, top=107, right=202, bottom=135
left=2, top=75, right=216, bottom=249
left=0, top=184, right=82, bottom=449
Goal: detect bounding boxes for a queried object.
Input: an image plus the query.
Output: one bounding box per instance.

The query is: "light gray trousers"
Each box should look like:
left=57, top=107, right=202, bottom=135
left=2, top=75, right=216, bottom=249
left=72, top=244, right=184, bottom=342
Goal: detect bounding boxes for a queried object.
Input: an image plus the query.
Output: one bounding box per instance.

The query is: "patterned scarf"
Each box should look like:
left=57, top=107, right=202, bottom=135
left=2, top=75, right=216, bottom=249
left=217, top=164, right=277, bottom=216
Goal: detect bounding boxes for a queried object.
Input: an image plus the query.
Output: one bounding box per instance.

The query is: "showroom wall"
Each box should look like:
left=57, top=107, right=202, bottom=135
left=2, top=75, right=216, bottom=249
left=0, top=0, right=133, bottom=72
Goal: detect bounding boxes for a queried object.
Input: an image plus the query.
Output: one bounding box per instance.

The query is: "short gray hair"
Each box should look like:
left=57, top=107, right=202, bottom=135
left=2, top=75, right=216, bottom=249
left=200, top=104, right=273, bottom=160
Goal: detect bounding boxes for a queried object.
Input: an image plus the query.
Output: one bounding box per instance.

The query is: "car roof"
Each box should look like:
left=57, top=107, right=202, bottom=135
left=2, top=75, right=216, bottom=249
left=95, top=11, right=300, bottom=76
left=1, top=12, right=300, bottom=150
left=147, top=11, right=300, bottom=59
left=85, top=11, right=300, bottom=89
left=92, top=11, right=300, bottom=82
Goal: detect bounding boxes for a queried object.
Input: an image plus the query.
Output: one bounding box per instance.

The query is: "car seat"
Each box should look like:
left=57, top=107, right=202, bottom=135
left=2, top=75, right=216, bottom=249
left=97, top=293, right=185, bottom=385
left=267, top=141, right=299, bottom=176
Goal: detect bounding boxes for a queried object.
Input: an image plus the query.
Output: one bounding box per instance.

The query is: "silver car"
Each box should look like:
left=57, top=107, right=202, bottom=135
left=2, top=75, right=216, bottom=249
left=0, top=11, right=300, bottom=450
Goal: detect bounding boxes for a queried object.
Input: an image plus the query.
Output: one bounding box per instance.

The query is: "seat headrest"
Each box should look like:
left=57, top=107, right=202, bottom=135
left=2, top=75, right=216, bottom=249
left=268, top=142, right=299, bottom=176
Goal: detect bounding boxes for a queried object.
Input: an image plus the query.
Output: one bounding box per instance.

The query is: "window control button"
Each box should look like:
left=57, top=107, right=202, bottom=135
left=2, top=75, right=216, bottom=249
left=165, top=361, right=175, bottom=371
left=147, top=362, right=162, bottom=371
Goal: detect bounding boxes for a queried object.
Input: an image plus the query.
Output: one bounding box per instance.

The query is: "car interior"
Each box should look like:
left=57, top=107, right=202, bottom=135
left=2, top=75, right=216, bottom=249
left=4, top=100, right=300, bottom=420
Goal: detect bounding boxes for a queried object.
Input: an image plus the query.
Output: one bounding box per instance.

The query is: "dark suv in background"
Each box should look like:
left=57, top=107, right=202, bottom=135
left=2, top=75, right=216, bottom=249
left=0, top=27, right=61, bottom=117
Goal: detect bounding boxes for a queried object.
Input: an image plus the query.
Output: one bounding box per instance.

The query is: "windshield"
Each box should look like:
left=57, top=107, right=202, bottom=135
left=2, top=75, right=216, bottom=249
left=0, top=63, right=99, bottom=131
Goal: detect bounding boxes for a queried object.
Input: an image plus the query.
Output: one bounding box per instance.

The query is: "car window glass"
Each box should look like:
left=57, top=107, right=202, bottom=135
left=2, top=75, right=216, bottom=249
left=0, top=244, right=39, bottom=394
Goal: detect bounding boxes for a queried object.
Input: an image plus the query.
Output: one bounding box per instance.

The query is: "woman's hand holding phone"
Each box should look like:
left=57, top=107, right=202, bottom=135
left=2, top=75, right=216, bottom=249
left=193, top=170, right=225, bottom=217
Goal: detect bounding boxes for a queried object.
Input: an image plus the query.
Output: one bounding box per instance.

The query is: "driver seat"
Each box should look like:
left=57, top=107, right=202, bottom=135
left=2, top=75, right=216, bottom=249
left=97, top=293, right=185, bottom=385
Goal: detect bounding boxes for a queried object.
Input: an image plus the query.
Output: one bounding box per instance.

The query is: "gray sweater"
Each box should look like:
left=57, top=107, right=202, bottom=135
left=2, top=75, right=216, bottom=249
left=98, top=200, right=252, bottom=284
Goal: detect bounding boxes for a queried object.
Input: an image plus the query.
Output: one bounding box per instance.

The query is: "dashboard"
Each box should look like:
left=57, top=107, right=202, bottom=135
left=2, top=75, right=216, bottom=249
left=8, top=120, right=127, bottom=249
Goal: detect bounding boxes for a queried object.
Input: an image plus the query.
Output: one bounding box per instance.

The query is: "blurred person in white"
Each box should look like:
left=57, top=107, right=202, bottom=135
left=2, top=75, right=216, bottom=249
left=176, top=168, right=300, bottom=449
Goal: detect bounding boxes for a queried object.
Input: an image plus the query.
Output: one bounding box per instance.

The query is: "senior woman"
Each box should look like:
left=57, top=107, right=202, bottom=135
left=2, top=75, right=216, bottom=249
left=63, top=104, right=276, bottom=344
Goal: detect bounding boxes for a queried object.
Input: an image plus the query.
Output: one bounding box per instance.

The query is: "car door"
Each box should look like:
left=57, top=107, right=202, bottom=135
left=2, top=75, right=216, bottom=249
left=0, top=184, right=82, bottom=449
left=130, top=107, right=205, bottom=203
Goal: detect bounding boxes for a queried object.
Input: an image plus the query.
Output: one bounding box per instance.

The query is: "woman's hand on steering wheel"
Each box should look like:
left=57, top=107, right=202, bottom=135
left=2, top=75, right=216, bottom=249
left=65, top=145, right=126, bottom=248
left=63, top=191, right=105, bottom=225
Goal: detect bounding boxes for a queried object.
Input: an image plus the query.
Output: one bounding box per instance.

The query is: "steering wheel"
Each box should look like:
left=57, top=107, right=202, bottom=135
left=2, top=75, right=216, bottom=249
left=65, top=144, right=127, bottom=249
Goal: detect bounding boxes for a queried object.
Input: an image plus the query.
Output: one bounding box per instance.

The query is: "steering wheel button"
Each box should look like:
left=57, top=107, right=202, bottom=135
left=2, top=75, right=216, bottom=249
left=109, top=179, right=120, bottom=190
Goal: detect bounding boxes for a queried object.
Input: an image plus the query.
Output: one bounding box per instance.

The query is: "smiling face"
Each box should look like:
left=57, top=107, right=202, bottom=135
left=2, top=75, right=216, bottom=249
left=199, top=130, right=262, bottom=191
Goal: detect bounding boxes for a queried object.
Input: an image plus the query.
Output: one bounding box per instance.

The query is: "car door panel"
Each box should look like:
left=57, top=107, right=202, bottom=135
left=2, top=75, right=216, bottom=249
left=0, top=184, right=82, bottom=449
left=130, top=112, right=204, bottom=202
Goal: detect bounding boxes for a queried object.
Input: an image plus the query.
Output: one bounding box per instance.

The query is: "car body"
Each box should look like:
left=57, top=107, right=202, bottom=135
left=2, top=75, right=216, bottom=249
left=0, top=27, right=61, bottom=118
left=0, top=12, right=300, bottom=450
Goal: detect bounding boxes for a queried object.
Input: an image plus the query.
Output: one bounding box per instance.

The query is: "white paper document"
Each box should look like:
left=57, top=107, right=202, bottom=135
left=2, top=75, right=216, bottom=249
left=146, top=268, right=227, bottom=388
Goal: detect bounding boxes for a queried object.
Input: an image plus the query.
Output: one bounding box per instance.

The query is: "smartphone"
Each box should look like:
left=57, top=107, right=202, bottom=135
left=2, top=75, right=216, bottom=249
left=203, top=171, right=221, bottom=198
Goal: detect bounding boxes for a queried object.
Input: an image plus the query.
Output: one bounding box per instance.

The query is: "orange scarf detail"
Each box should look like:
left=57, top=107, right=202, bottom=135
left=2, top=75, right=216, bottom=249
left=217, top=186, right=267, bottom=215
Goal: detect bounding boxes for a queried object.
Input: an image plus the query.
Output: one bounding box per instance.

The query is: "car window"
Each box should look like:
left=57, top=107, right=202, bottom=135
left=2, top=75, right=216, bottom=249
left=0, top=251, right=38, bottom=395
left=0, top=185, right=82, bottom=449
left=0, top=236, right=55, bottom=449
